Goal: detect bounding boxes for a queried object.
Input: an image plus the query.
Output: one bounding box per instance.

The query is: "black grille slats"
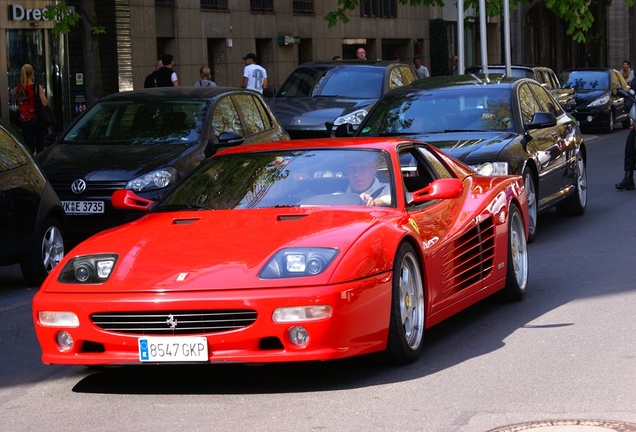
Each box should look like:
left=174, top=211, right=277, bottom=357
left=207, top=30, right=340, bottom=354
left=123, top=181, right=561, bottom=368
left=442, top=218, right=496, bottom=293
left=91, top=310, right=258, bottom=335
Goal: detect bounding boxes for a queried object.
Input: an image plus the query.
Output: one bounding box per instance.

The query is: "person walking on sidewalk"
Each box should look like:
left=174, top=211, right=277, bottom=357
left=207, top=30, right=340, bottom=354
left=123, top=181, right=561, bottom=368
left=616, top=80, right=636, bottom=190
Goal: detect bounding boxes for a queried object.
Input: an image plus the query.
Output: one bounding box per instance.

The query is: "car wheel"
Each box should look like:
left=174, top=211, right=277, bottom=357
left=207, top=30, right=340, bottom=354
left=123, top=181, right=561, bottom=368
left=604, top=110, right=615, bottom=133
left=622, top=117, right=632, bottom=129
left=383, top=243, right=425, bottom=365
left=20, top=218, right=65, bottom=286
left=499, top=203, right=528, bottom=301
left=556, top=151, right=587, bottom=216
left=522, top=167, right=537, bottom=243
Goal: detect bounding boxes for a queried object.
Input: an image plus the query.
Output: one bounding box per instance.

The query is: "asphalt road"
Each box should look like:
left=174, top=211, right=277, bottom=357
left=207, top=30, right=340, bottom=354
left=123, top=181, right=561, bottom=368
left=1, top=129, right=635, bottom=432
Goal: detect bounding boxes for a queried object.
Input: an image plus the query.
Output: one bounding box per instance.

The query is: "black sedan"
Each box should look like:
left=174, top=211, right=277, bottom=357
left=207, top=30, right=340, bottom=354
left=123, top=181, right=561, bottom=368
left=559, top=68, right=631, bottom=133
left=0, top=124, right=65, bottom=285
left=38, top=86, right=290, bottom=244
left=268, top=60, right=418, bottom=139
left=337, top=74, right=587, bottom=241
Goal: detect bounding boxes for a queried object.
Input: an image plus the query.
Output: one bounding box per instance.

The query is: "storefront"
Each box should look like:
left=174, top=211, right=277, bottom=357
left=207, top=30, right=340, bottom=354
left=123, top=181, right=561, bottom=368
left=1, top=3, right=69, bottom=132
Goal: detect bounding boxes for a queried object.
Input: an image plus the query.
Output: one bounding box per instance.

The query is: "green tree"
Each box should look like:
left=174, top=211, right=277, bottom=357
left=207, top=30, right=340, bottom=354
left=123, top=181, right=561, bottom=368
left=325, top=0, right=634, bottom=43
left=44, top=1, right=106, bottom=106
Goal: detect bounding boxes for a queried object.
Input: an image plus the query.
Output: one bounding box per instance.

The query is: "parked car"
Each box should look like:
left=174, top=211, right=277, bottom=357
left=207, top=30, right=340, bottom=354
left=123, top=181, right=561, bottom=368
left=32, top=137, right=529, bottom=367
left=337, top=74, right=587, bottom=241
left=0, top=123, right=65, bottom=285
left=268, top=60, right=418, bottom=139
left=37, top=86, right=290, bottom=244
left=466, top=64, right=576, bottom=112
left=559, top=68, right=631, bottom=133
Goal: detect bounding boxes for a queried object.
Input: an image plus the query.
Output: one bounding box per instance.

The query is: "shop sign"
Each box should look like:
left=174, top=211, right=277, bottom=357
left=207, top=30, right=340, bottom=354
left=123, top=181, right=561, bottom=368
left=8, top=5, right=51, bottom=21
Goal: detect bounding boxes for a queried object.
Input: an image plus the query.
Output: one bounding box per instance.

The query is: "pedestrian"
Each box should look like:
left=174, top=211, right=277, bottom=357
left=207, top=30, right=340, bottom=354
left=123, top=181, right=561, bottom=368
left=240, top=53, right=268, bottom=93
left=616, top=80, right=636, bottom=190
left=356, top=47, right=367, bottom=60
left=450, top=55, right=459, bottom=75
left=194, top=66, right=217, bottom=87
left=621, top=60, right=634, bottom=86
left=413, top=56, right=430, bottom=79
left=155, top=54, right=179, bottom=87
left=14, top=63, right=48, bottom=155
left=143, top=59, right=163, bottom=88
left=392, top=54, right=400, bottom=62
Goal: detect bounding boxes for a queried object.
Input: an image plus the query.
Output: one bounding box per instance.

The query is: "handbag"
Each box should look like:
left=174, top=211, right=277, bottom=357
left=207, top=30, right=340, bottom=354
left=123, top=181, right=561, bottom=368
left=33, top=83, right=56, bottom=128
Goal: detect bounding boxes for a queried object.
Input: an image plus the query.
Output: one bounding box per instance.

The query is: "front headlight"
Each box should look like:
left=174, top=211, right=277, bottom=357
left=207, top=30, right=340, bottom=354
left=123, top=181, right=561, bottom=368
left=333, top=109, right=368, bottom=126
left=469, top=161, right=509, bottom=176
left=58, top=254, right=118, bottom=284
left=126, top=167, right=177, bottom=192
left=38, top=312, right=80, bottom=328
left=587, top=94, right=610, bottom=107
left=260, top=248, right=339, bottom=278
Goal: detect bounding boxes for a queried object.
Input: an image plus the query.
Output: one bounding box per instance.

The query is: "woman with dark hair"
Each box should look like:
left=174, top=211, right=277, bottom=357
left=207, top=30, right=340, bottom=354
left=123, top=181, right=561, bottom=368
left=15, top=63, right=49, bottom=155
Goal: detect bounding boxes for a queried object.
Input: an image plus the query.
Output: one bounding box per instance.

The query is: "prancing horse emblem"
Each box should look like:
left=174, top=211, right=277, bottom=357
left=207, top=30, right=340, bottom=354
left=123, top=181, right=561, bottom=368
left=166, top=314, right=178, bottom=330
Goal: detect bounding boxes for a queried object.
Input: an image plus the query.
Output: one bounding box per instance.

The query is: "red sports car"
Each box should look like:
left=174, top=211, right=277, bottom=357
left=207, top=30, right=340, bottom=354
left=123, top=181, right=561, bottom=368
left=33, top=137, right=529, bottom=366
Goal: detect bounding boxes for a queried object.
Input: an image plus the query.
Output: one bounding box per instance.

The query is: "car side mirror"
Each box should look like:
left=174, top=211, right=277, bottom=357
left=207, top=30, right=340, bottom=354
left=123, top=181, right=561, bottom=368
left=262, top=87, right=276, bottom=98
left=525, top=111, right=557, bottom=130
left=334, top=123, right=356, bottom=137
left=411, top=178, right=463, bottom=203
left=112, top=189, right=154, bottom=211
left=217, top=131, right=244, bottom=146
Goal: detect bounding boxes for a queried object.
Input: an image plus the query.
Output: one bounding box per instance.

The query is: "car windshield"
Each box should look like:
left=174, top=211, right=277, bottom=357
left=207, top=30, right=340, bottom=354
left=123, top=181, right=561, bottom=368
left=278, top=66, right=384, bottom=99
left=560, top=71, right=610, bottom=91
left=157, top=149, right=394, bottom=210
left=358, top=88, right=515, bottom=134
left=62, top=100, right=209, bottom=145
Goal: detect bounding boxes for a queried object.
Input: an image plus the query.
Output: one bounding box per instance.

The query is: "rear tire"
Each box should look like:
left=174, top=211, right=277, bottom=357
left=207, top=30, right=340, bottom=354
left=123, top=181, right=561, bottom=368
left=20, top=218, right=65, bottom=286
left=499, top=203, right=528, bottom=302
left=382, top=243, right=425, bottom=365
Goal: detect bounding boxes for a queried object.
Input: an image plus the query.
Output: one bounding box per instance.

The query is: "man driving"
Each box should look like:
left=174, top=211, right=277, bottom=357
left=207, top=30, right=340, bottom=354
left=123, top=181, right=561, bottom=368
left=345, top=153, right=391, bottom=206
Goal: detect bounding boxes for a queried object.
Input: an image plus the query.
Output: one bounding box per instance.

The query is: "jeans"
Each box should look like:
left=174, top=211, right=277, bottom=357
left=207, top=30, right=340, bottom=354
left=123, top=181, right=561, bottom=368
left=21, top=118, right=45, bottom=154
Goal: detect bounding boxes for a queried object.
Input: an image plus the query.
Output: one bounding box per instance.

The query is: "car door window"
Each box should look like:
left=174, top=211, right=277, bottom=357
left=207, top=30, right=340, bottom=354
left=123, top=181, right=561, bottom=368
left=232, top=94, right=268, bottom=136
left=400, top=145, right=453, bottom=206
left=212, top=96, right=243, bottom=138
left=518, top=83, right=543, bottom=124
left=529, top=82, right=563, bottom=117
left=389, top=67, right=412, bottom=90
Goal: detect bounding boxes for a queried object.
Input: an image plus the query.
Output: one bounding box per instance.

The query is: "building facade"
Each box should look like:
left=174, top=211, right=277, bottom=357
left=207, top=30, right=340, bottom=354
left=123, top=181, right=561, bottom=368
left=10, top=1, right=634, bottom=133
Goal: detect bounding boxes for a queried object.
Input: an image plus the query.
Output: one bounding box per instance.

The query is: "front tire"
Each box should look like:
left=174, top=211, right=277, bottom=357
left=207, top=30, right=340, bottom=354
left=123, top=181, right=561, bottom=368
left=522, top=167, right=537, bottom=243
left=499, top=203, right=528, bottom=301
left=556, top=151, right=587, bottom=216
left=604, top=110, right=615, bottom=133
left=20, top=218, right=65, bottom=286
left=383, top=243, right=425, bottom=365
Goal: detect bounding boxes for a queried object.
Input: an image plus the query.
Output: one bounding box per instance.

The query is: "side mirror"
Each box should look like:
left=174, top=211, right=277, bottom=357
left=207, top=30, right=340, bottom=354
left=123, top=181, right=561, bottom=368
left=112, top=189, right=154, bottom=211
left=411, top=178, right=463, bottom=203
left=217, top=131, right=244, bottom=146
left=525, top=111, right=557, bottom=130
left=262, top=87, right=276, bottom=98
left=334, top=123, right=356, bottom=137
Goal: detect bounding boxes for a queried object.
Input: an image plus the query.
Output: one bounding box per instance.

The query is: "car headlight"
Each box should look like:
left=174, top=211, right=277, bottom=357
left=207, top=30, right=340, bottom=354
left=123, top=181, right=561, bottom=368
left=260, top=248, right=338, bottom=278
left=38, top=311, right=80, bottom=328
left=333, top=109, right=368, bottom=126
left=58, top=254, right=118, bottom=284
left=126, top=167, right=177, bottom=192
left=469, top=161, right=509, bottom=176
left=587, top=94, right=610, bottom=107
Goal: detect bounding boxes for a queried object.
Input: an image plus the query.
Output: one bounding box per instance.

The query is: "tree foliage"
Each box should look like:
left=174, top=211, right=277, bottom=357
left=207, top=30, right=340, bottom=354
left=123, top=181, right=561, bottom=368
left=324, top=0, right=634, bottom=43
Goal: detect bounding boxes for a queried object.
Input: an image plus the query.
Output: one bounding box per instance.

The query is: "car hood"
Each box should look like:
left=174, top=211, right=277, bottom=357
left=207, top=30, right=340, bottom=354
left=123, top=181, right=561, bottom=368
left=390, top=131, right=516, bottom=164
left=38, top=142, right=198, bottom=181
left=45, top=207, right=387, bottom=292
left=270, top=97, right=375, bottom=129
left=572, top=89, right=610, bottom=107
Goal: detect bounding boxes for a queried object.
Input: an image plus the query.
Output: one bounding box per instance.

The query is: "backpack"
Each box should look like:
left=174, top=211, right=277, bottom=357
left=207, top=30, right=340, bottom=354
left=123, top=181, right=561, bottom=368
left=143, top=71, right=156, bottom=88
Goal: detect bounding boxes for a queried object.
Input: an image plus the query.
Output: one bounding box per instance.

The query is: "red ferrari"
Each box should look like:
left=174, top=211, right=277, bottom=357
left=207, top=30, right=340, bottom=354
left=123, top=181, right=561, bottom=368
left=33, top=138, right=529, bottom=366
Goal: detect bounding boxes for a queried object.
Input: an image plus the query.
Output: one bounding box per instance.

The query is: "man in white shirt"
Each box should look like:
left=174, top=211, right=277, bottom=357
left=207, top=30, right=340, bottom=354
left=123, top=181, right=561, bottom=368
left=241, top=53, right=268, bottom=93
left=413, top=56, right=430, bottom=79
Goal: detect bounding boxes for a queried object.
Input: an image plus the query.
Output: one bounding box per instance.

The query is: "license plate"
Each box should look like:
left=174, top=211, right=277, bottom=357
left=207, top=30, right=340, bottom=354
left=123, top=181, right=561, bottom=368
left=62, top=200, right=104, bottom=214
left=138, top=337, right=208, bottom=362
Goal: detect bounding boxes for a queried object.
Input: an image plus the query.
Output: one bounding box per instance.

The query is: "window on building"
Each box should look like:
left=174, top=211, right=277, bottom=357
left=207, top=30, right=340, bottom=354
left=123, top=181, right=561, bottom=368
left=201, top=0, right=228, bottom=10
left=360, top=0, right=397, bottom=18
left=250, top=0, right=274, bottom=12
left=293, top=0, right=314, bottom=14
left=155, top=0, right=175, bottom=6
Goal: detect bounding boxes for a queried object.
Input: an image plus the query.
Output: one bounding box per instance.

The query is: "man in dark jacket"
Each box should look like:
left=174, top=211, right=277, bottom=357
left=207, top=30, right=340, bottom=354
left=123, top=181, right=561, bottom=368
left=143, top=59, right=163, bottom=88
left=155, top=54, right=179, bottom=87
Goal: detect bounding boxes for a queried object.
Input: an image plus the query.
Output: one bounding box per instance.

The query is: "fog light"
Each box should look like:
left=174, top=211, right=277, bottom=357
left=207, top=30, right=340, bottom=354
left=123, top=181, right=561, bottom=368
left=586, top=115, right=593, bottom=122
left=288, top=326, right=309, bottom=346
left=56, top=331, right=74, bottom=351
